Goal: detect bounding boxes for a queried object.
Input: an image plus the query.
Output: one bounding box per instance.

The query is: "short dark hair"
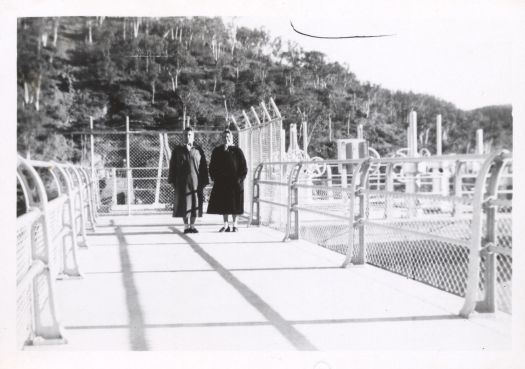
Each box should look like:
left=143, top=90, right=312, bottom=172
left=184, top=126, right=194, bottom=132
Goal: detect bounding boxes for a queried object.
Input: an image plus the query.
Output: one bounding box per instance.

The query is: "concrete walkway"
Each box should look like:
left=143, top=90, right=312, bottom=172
left=27, top=214, right=510, bottom=350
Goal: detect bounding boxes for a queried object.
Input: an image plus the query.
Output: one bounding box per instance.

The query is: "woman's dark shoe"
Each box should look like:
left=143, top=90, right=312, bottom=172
left=219, top=226, right=226, bottom=232
left=189, top=227, right=199, bottom=233
left=225, top=226, right=231, bottom=232
left=183, top=228, right=191, bottom=234
left=232, top=226, right=238, bottom=232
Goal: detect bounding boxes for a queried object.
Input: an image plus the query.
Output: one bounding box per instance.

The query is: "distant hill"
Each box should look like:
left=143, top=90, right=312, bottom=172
left=17, top=16, right=512, bottom=161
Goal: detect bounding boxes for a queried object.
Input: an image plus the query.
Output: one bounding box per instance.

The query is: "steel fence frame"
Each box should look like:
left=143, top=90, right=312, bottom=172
left=251, top=152, right=512, bottom=317
left=16, top=157, right=97, bottom=348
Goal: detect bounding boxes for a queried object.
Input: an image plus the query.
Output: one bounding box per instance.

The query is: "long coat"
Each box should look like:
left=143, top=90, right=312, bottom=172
left=207, top=145, right=247, bottom=215
left=168, top=145, right=209, bottom=218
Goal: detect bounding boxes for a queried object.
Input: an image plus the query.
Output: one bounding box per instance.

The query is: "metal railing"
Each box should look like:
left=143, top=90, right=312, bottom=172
left=251, top=151, right=512, bottom=317
left=16, top=156, right=97, bottom=348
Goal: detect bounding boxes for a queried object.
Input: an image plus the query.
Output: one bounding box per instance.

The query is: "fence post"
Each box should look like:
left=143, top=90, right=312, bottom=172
left=17, top=156, right=66, bottom=344
left=250, top=163, right=264, bottom=226
left=78, top=167, right=97, bottom=230
left=283, top=163, right=302, bottom=241
left=407, top=111, right=418, bottom=217
left=126, top=116, right=131, bottom=215
left=68, top=166, right=89, bottom=248
left=384, top=163, right=394, bottom=219
left=452, top=161, right=465, bottom=216
left=90, top=116, right=95, bottom=181
left=112, top=168, right=117, bottom=206
left=459, top=150, right=507, bottom=317
left=89, top=116, right=101, bottom=213
left=343, top=159, right=370, bottom=267
left=155, top=133, right=163, bottom=205
left=475, top=156, right=507, bottom=313
left=51, top=164, right=83, bottom=277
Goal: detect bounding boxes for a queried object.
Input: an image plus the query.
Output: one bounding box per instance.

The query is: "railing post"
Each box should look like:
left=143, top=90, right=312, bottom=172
left=112, top=168, right=117, bottom=206
left=452, top=161, right=465, bottom=216
left=17, top=156, right=66, bottom=344
left=384, top=163, right=394, bottom=219
left=283, top=163, right=302, bottom=241
left=155, top=133, right=163, bottom=205
left=250, top=163, right=263, bottom=226
left=67, top=166, right=89, bottom=248
left=475, top=156, right=507, bottom=313
left=126, top=116, right=131, bottom=215
left=78, top=167, right=97, bottom=230
left=52, top=164, right=83, bottom=277
left=343, top=159, right=370, bottom=267
left=460, top=150, right=507, bottom=317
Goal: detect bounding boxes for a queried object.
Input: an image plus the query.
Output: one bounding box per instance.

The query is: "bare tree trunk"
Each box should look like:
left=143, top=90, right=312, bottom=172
left=213, top=77, right=217, bottom=93
left=175, top=70, right=180, bottom=90
left=34, top=74, right=42, bottom=111
left=223, top=95, right=229, bottom=119
left=182, top=106, right=186, bottom=129
left=123, top=19, right=127, bottom=40
left=53, top=20, right=59, bottom=47
left=146, top=56, right=149, bottom=72
left=24, top=81, right=29, bottom=105
left=133, top=18, right=140, bottom=38
left=170, top=28, right=174, bottom=40
left=87, top=20, right=93, bottom=44
left=42, top=32, right=48, bottom=47
left=151, top=81, right=155, bottom=103
left=168, top=72, right=175, bottom=91
left=236, top=67, right=239, bottom=80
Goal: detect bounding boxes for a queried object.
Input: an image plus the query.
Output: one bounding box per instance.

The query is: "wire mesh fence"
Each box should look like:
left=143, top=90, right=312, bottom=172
left=84, top=130, right=239, bottom=215
left=239, top=118, right=284, bottom=216
left=251, top=153, right=513, bottom=315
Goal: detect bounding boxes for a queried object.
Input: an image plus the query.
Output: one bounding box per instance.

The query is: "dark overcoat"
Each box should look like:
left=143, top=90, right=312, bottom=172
left=168, top=145, right=209, bottom=218
left=207, top=145, right=247, bottom=215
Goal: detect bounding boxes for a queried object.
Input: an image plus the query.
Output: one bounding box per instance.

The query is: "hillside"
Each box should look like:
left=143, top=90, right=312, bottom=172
left=16, top=16, right=513, bottom=161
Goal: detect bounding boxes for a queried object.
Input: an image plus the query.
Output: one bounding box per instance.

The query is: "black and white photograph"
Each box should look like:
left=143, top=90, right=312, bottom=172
left=2, top=0, right=524, bottom=368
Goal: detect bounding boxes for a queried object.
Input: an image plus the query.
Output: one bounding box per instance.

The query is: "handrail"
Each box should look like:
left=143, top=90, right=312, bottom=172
left=16, top=156, right=97, bottom=348
left=252, top=152, right=513, bottom=317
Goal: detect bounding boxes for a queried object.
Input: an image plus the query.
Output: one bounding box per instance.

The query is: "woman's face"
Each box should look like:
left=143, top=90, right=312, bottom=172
left=223, top=131, right=233, bottom=146
left=183, top=130, right=194, bottom=145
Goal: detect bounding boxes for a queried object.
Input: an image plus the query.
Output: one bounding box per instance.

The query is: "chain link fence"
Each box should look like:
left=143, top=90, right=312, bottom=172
left=239, top=117, right=284, bottom=216
left=251, top=153, right=513, bottom=316
left=81, top=130, right=238, bottom=214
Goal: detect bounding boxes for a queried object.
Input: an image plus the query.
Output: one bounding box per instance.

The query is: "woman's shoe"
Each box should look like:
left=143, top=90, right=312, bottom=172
left=225, top=226, right=231, bottom=232
left=219, top=226, right=226, bottom=232
left=232, top=226, right=238, bottom=232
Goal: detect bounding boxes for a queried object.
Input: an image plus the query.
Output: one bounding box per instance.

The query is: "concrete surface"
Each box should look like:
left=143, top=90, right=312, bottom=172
left=25, top=214, right=511, bottom=350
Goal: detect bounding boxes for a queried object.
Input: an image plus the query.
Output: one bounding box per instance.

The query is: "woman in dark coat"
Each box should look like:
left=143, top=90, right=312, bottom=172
left=207, top=129, right=247, bottom=232
left=168, top=127, right=209, bottom=233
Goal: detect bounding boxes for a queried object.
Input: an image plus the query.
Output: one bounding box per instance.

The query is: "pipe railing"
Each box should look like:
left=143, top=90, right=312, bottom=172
left=16, top=156, right=97, bottom=348
left=251, top=152, right=512, bottom=317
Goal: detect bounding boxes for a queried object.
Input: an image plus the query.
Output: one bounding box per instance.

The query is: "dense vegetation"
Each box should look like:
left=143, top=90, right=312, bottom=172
left=17, top=16, right=512, bottom=161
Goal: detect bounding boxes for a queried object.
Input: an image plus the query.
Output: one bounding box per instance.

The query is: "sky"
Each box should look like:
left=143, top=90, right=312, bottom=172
left=232, top=7, right=521, bottom=110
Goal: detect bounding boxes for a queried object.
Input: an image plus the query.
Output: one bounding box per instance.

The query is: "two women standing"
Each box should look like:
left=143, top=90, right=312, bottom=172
left=168, top=128, right=247, bottom=232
